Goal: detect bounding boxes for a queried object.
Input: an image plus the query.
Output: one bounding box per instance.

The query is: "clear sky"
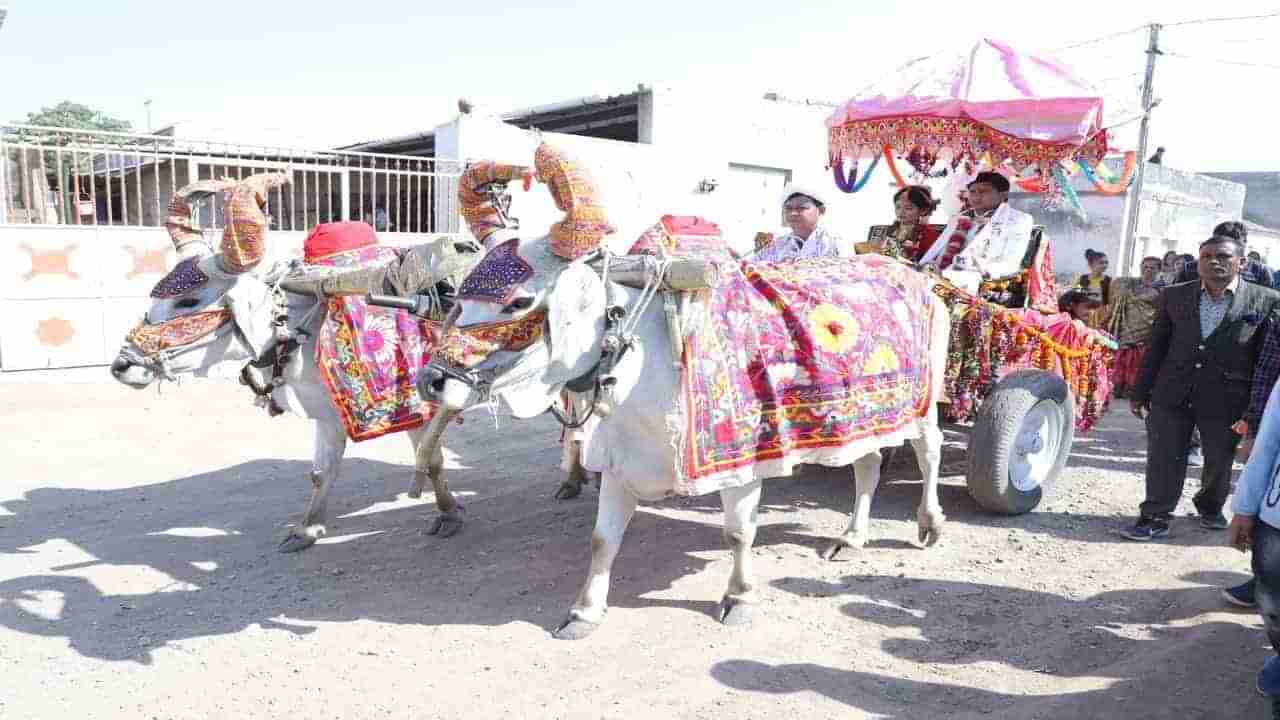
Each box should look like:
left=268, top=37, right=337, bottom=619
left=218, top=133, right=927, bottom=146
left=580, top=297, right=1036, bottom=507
left=2, top=1, right=1277, bottom=171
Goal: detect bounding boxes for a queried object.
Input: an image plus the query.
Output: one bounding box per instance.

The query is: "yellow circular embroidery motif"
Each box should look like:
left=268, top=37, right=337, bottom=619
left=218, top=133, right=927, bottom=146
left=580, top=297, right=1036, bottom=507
left=810, top=304, right=860, bottom=354
left=862, top=342, right=901, bottom=375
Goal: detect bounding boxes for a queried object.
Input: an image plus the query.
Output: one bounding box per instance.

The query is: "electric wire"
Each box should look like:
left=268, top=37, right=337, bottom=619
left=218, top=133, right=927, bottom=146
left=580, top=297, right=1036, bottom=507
left=1163, top=52, right=1280, bottom=70
left=1161, top=11, right=1280, bottom=27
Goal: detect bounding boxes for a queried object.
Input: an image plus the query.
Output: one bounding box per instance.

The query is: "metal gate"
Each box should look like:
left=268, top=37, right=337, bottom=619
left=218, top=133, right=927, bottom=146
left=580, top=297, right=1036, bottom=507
left=0, top=124, right=461, bottom=371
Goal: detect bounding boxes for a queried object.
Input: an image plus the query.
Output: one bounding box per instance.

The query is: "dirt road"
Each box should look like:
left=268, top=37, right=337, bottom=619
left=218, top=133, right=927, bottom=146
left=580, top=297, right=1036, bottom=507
left=0, top=375, right=1267, bottom=719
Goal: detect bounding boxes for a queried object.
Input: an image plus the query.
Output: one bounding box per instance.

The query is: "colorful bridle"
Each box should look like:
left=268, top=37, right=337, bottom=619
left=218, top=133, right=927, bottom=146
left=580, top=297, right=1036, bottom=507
left=438, top=309, right=547, bottom=370
left=125, top=309, right=232, bottom=359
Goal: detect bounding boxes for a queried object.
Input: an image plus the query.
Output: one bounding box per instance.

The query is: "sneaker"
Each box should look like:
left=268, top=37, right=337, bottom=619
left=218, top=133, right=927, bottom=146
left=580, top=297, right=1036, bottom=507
left=1260, top=656, right=1280, bottom=697
left=1121, top=517, right=1170, bottom=541
left=1200, top=512, right=1230, bottom=530
left=1188, top=446, right=1205, bottom=467
left=1223, top=579, right=1258, bottom=608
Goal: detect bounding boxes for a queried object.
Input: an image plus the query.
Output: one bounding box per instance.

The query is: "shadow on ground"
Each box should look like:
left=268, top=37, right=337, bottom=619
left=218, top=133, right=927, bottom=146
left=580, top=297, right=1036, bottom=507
left=0, top=453, right=822, bottom=663
left=710, top=569, right=1267, bottom=719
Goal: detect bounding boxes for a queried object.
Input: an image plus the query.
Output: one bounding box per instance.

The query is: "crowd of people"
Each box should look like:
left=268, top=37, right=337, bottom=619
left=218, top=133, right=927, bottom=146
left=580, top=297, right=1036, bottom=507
left=748, top=178, right=1280, bottom=710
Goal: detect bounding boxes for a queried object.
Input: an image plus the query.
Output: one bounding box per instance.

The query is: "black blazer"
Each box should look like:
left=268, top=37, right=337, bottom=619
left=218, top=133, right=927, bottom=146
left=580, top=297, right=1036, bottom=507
left=1133, top=280, right=1280, bottom=418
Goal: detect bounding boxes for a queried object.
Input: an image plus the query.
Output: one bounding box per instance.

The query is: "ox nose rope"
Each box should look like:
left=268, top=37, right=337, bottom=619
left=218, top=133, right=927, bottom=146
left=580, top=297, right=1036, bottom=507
left=547, top=250, right=672, bottom=430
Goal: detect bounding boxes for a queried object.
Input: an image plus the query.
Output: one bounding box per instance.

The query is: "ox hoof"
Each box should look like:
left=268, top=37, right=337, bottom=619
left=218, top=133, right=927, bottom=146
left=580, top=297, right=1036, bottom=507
left=427, top=508, right=465, bottom=538
left=718, top=598, right=754, bottom=626
left=820, top=537, right=865, bottom=561
left=278, top=532, right=318, bottom=554
left=918, top=524, right=943, bottom=548
left=554, top=481, right=583, bottom=501
left=553, top=616, right=600, bottom=640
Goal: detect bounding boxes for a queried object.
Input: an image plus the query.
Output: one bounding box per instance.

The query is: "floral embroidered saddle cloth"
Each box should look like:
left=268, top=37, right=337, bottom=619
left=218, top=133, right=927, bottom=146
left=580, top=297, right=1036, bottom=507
left=311, top=245, right=440, bottom=442
left=676, top=253, right=938, bottom=495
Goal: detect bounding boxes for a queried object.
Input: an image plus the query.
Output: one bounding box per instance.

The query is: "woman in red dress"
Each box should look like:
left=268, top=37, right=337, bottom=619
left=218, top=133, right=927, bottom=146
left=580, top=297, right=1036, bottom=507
left=859, top=185, right=942, bottom=261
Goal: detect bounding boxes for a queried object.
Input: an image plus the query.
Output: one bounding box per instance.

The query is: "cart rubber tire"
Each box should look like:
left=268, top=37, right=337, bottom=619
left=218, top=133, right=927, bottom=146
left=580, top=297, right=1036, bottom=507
left=966, top=369, right=1074, bottom=515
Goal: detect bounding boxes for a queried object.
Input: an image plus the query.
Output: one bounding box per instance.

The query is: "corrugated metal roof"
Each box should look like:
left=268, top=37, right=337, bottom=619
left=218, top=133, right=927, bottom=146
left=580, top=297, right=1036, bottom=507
left=338, top=88, right=645, bottom=152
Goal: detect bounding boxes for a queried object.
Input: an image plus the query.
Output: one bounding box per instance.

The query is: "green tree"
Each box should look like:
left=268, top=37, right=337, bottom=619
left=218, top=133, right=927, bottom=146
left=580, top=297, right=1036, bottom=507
left=6, top=103, right=135, bottom=223
left=25, top=101, right=132, bottom=133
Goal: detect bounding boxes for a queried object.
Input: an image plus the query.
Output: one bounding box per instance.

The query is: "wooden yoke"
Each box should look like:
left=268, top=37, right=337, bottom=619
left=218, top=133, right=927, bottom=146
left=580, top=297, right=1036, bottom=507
left=587, top=255, right=720, bottom=292
left=586, top=254, right=720, bottom=370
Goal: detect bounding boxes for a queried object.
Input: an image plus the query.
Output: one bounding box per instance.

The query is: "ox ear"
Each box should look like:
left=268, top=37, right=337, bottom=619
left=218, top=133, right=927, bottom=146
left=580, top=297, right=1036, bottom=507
left=222, top=272, right=275, bottom=358
left=545, top=261, right=606, bottom=387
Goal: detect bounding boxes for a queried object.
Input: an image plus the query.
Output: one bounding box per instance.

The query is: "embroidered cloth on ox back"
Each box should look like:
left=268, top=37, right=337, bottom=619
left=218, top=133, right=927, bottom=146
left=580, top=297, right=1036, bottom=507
left=677, top=253, right=937, bottom=496
left=312, top=245, right=440, bottom=442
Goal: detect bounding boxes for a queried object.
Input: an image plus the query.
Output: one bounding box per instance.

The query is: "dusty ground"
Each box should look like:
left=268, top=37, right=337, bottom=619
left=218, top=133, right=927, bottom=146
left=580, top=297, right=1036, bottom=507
left=0, top=373, right=1269, bottom=719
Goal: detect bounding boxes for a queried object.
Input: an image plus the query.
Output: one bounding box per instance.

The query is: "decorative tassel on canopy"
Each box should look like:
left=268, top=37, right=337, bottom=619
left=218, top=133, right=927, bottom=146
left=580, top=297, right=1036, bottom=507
left=883, top=147, right=911, bottom=188
left=1051, top=163, right=1087, bottom=219
left=1078, top=152, right=1137, bottom=195
left=831, top=154, right=880, bottom=193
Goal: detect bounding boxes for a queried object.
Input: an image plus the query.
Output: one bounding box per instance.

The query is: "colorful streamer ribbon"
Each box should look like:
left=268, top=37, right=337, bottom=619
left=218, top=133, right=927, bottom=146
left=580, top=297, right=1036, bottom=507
left=1077, top=152, right=1136, bottom=195
left=883, top=146, right=909, bottom=188
left=1052, top=163, right=1087, bottom=220
left=831, top=154, right=881, bottom=193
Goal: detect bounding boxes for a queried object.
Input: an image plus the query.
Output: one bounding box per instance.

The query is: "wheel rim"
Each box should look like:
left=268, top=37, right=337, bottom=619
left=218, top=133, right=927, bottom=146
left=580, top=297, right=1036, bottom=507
left=1009, top=400, right=1062, bottom=493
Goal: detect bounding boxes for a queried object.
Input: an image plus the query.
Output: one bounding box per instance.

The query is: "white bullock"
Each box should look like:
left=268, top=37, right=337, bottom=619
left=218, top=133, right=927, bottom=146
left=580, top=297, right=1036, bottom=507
left=110, top=175, right=470, bottom=551
left=421, top=234, right=951, bottom=639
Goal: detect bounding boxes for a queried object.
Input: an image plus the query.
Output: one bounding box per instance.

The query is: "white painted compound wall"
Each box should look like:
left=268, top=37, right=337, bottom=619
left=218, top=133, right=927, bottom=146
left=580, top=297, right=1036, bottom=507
left=434, top=88, right=902, bottom=256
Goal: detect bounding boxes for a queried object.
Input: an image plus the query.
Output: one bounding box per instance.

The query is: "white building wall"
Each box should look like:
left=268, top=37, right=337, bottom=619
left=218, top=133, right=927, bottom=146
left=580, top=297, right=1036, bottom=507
left=436, top=113, right=729, bottom=253
left=1249, top=228, right=1280, bottom=268
left=642, top=86, right=896, bottom=249
left=0, top=223, right=449, bottom=371
left=438, top=87, right=901, bottom=256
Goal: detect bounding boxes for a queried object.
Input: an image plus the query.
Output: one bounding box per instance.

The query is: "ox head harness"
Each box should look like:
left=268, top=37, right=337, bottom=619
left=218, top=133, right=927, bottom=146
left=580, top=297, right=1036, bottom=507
left=429, top=247, right=663, bottom=430
left=123, top=263, right=308, bottom=415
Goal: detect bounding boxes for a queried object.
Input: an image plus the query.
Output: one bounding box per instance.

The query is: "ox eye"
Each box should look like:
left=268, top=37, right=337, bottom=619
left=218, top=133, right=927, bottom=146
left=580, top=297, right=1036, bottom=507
left=503, top=296, right=534, bottom=313
left=175, top=297, right=201, bottom=310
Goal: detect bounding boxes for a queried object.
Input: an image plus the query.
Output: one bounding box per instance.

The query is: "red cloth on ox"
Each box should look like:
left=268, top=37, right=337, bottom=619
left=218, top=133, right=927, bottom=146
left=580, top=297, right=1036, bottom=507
left=677, top=254, right=937, bottom=495
left=312, top=245, right=441, bottom=442
left=629, top=215, right=735, bottom=258
left=304, top=222, right=378, bottom=264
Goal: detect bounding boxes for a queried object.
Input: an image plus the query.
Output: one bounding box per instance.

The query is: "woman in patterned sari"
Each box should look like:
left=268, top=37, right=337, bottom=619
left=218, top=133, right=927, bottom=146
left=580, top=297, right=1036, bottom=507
left=858, top=185, right=942, bottom=262
left=1108, top=256, right=1166, bottom=398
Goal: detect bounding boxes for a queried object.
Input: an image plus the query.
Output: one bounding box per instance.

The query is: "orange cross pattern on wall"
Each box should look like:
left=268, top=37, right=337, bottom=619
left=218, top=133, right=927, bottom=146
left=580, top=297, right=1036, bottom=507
left=35, top=317, right=75, bottom=347
left=125, top=245, right=170, bottom=279
left=19, top=243, right=80, bottom=281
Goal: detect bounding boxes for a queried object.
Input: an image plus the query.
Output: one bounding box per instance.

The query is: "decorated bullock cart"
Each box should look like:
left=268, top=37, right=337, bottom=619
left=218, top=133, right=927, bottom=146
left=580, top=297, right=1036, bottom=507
left=825, top=38, right=1123, bottom=513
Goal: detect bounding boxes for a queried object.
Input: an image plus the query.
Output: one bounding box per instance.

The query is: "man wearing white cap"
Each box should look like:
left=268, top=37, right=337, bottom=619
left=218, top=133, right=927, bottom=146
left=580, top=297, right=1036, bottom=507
left=748, top=184, right=847, bottom=262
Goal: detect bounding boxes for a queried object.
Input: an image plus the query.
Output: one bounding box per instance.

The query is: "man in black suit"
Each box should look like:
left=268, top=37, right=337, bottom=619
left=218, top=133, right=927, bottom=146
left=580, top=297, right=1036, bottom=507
left=1124, top=235, right=1280, bottom=540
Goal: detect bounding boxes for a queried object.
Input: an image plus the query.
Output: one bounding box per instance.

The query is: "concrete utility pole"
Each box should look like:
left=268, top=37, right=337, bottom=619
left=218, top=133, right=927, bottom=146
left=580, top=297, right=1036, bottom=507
left=1120, top=24, right=1162, bottom=275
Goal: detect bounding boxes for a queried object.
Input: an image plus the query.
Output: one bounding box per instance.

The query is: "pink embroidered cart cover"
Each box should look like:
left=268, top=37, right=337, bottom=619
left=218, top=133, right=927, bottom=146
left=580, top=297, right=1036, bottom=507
left=826, top=37, right=1118, bottom=189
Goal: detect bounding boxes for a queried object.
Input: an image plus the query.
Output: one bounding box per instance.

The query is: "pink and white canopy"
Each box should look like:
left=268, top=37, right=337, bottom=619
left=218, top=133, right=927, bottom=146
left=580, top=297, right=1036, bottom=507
left=827, top=38, right=1118, bottom=176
